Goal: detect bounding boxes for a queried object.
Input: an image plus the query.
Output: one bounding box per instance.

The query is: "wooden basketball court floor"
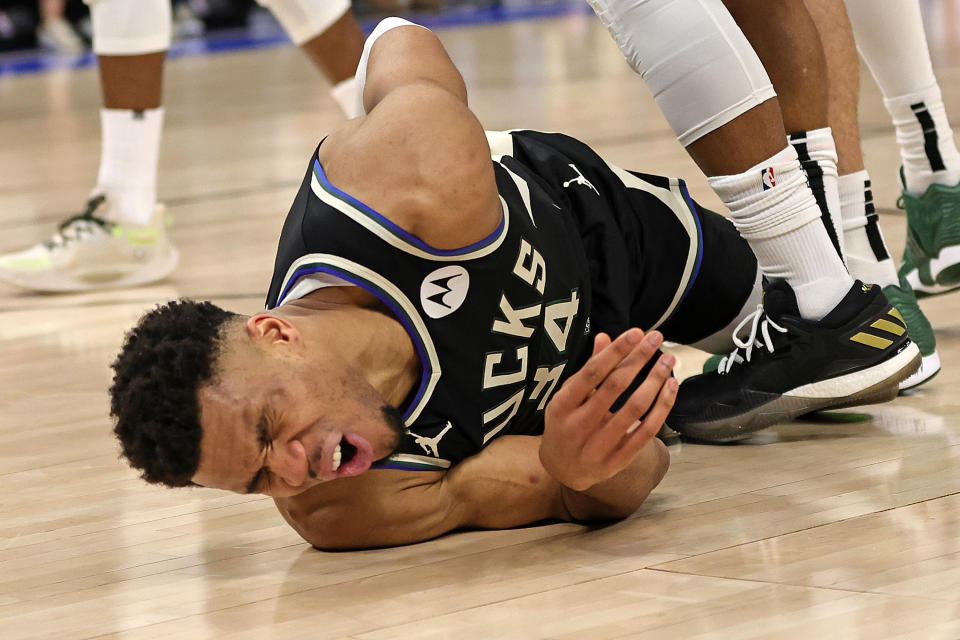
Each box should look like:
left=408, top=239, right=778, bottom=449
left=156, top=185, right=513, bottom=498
left=2, top=8, right=960, bottom=640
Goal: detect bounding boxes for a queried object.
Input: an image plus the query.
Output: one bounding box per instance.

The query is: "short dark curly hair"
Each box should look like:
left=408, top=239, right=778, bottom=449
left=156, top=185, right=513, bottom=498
left=109, top=300, right=238, bottom=487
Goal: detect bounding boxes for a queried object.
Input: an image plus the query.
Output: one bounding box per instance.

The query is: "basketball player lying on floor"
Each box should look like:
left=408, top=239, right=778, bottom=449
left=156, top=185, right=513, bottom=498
left=109, top=19, right=918, bottom=550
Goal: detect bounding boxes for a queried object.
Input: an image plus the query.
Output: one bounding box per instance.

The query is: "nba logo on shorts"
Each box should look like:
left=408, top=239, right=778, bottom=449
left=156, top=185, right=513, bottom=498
left=761, top=167, right=776, bottom=190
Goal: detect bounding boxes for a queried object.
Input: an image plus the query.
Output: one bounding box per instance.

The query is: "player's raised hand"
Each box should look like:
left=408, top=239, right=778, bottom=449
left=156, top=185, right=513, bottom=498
left=540, top=328, right=677, bottom=491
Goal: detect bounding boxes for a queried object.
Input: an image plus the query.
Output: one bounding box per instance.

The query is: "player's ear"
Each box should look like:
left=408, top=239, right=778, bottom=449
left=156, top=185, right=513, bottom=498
left=246, top=314, right=301, bottom=346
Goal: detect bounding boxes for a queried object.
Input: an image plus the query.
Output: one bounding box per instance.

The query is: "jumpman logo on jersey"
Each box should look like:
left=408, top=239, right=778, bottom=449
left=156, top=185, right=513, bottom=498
left=562, top=164, right=599, bottom=196
left=408, top=421, right=454, bottom=458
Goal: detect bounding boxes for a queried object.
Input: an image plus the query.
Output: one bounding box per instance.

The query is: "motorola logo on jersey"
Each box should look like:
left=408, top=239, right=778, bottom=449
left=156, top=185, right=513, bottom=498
left=420, top=265, right=470, bottom=318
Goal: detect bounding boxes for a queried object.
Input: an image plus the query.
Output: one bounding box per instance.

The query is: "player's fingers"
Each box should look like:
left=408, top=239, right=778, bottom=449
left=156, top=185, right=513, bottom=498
left=580, top=331, right=664, bottom=416
left=605, top=376, right=678, bottom=471
left=584, top=334, right=612, bottom=401
left=551, top=329, right=644, bottom=410
left=601, top=351, right=674, bottom=433
left=584, top=351, right=673, bottom=454
left=592, top=332, right=611, bottom=357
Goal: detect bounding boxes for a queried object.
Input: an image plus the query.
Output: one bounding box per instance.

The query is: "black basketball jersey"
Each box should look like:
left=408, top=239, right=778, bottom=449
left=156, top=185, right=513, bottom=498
left=266, top=131, right=597, bottom=471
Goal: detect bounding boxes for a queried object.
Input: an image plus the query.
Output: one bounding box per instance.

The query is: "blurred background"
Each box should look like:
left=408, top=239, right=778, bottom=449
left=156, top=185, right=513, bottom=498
left=3, top=0, right=959, bottom=75
left=0, top=0, right=583, bottom=56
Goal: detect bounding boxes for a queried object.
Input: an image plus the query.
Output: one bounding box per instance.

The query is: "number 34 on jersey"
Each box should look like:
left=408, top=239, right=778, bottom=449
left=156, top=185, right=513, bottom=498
left=479, top=237, right=583, bottom=444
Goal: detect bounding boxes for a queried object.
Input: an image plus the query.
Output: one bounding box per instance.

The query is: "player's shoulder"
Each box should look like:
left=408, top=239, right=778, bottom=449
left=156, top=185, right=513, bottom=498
left=317, top=84, right=502, bottom=249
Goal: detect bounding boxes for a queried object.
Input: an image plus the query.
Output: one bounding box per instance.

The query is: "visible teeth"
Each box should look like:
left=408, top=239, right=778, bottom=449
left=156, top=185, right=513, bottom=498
left=332, top=444, right=342, bottom=471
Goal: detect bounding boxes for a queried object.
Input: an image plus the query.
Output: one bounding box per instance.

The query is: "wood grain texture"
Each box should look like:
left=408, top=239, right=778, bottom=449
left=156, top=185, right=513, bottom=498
left=1, top=10, right=959, bottom=639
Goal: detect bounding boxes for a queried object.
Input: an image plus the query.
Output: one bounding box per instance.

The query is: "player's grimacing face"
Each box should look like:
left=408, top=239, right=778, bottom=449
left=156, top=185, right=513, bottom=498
left=192, top=364, right=405, bottom=498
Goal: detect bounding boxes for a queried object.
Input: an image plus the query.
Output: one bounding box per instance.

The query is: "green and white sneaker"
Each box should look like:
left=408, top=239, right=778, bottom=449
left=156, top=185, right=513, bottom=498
left=882, top=274, right=940, bottom=391
left=703, top=274, right=940, bottom=392
left=0, top=194, right=178, bottom=292
left=899, top=173, right=960, bottom=297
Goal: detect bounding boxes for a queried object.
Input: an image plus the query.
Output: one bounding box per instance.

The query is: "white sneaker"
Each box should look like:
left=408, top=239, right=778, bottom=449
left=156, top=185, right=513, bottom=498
left=173, top=2, right=205, bottom=39
left=0, top=195, right=179, bottom=292
left=37, top=18, right=86, bottom=55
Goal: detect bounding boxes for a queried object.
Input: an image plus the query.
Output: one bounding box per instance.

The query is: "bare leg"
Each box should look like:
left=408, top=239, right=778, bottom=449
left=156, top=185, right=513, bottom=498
left=39, top=0, right=65, bottom=23
left=723, top=0, right=827, bottom=134
left=802, top=0, right=862, bottom=174
left=723, top=0, right=846, bottom=260
left=298, top=10, right=364, bottom=84
left=685, top=99, right=787, bottom=175
left=98, top=52, right=165, bottom=110
left=807, top=0, right=895, bottom=286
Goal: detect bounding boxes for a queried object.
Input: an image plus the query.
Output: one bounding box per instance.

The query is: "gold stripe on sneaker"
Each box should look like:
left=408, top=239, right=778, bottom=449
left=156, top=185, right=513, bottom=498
left=851, top=332, right=894, bottom=349
left=889, top=307, right=905, bottom=324
left=871, top=318, right=907, bottom=336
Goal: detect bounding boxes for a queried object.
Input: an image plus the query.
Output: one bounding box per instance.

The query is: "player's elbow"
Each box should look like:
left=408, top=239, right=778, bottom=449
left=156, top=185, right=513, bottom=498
left=650, top=436, right=671, bottom=488
left=618, top=438, right=670, bottom=518
left=275, top=499, right=358, bottom=551
left=649, top=436, right=671, bottom=497
left=564, top=438, right=671, bottom=522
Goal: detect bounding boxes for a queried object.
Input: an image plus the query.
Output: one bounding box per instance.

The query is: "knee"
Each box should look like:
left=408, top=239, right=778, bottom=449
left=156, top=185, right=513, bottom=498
left=87, top=0, right=171, bottom=55
left=587, top=0, right=775, bottom=145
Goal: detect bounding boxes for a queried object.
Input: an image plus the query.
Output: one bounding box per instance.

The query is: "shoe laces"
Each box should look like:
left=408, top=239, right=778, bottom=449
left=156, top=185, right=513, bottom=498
left=717, top=304, right=788, bottom=375
left=45, top=195, right=112, bottom=250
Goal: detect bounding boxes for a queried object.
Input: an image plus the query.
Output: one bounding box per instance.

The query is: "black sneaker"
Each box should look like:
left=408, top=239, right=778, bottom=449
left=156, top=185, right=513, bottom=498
left=668, top=279, right=921, bottom=442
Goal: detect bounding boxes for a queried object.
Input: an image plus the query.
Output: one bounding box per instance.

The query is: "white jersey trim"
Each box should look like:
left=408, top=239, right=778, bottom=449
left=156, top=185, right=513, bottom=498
left=608, top=164, right=700, bottom=330
left=379, top=453, right=452, bottom=470
left=310, top=161, right=511, bottom=262
left=275, top=254, right=441, bottom=427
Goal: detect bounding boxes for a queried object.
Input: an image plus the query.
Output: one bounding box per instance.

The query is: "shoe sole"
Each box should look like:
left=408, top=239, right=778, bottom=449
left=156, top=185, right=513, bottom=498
left=899, top=350, right=941, bottom=392
left=670, top=343, right=921, bottom=443
left=905, top=273, right=960, bottom=298
left=904, top=244, right=960, bottom=297
left=0, top=247, right=179, bottom=293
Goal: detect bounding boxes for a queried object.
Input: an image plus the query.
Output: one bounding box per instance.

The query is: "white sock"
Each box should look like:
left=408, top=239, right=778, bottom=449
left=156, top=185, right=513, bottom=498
left=789, top=127, right=844, bottom=261
left=708, top=145, right=853, bottom=320
left=95, top=107, right=163, bottom=226
left=330, top=77, right=361, bottom=118
left=845, top=0, right=960, bottom=194
left=883, top=87, right=960, bottom=195
left=839, top=170, right=898, bottom=288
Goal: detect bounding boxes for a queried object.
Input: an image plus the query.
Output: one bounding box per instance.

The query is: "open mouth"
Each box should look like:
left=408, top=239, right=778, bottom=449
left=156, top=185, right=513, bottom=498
left=331, top=437, right=357, bottom=472
left=329, top=433, right=373, bottom=478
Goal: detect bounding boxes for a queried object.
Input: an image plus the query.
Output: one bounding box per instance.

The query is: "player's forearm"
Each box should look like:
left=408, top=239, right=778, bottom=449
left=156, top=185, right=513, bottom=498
left=453, top=435, right=669, bottom=529
left=558, top=438, right=670, bottom=522
left=362, top=20, right=467, bottom=113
